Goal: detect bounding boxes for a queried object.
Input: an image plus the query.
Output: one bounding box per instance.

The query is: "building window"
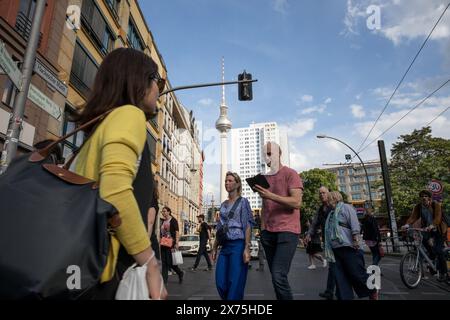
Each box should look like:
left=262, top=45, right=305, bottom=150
left=128, top=18, right=144, bottom=51
left=105, top=0, right=120, bottom=20
left=338, top=169, right=345, bottom=176
left=19, top=0, right=37, bottom=19
left=81, top=0, right=115, bottom=55
left=1, top=78, right=17, bottom=107
left=351, top=185, right=361, bottom=192
left=16, top=0, right=43, bottom=47
left=338, top=177, right=346, bottom=184
left=339, top=185, right=347, bottom=192
left=70, top=41, right=98, bottom=98
left=352, top=194, right=362, bottom=200
left=62, top=107, right=84, bottom=161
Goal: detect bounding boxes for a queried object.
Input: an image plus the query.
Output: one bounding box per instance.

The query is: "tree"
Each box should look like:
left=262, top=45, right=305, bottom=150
left=389, top=127, right=450, bottom=217
left=299, top=168, right=338, bottom=227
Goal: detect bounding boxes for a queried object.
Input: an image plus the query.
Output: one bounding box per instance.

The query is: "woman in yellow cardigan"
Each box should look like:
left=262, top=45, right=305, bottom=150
left=75, top=48, right=167, bottom=299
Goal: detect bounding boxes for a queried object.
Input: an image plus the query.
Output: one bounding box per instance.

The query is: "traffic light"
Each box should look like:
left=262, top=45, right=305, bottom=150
left=238, top=71, right=253, bottom=101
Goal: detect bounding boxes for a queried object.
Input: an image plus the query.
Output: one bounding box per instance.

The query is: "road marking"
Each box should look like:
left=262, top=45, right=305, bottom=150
left=381, top=292, right=409, bottom=295
left=421, top=292, right=445, bottom=295
left=293, top=293, right=305, bottom=296
left=245, top=294, right=265, bottom=297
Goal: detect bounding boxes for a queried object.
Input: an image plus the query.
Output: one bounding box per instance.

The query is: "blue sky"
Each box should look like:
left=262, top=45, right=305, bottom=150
left=140, top=0, right=450, bottom=201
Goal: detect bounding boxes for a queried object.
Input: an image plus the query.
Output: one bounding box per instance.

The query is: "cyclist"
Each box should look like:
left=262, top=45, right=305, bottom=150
left=402, top=190, right=448, bottom=282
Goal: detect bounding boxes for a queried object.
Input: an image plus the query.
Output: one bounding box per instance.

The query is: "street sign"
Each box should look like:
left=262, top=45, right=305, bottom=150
left=34, top=59, right=68, bottom=97
left=0, top=40, right=22, bottom=90
left=428, top=179, right=443, bottom=194
left=432, top=194, right=443, bottom=202
left=28, top=84, right=62, bottom=120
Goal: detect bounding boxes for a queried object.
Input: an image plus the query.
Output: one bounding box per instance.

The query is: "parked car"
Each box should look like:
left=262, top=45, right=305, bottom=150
left=250, top=234, right=259, bottom=259
left=178, top=234, right=211, bottom=256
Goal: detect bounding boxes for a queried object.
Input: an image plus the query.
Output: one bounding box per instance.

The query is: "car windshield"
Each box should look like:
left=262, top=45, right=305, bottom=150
left=180, top=236, right=198, bottom=242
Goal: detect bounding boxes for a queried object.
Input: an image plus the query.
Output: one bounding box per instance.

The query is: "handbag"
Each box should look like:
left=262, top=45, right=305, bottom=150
left=160, top=236, right=173, bottom=248
left=0, top=110, right=121, bottom=300
left=216, top=197, right=242, bottom=246
left=171, top=249, right=183, bottom=265
left=115, top=252, right=164, bottom=300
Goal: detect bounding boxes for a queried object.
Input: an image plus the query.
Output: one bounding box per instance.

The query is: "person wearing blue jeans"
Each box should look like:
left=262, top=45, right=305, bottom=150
left=212, top=172, right=255, bottom=300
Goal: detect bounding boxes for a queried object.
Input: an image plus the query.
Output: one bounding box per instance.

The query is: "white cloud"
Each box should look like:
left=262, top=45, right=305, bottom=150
left=350, top=104, right=366, bottom=118
left=370, top=77, right=450, bottom=109
left=324, top=97, right=332, bottom=104
left=198, top=98, right=214, bottom=107
left=354, top=105, right=450, bottom=155
left=273, top=0, right=289, bottom=14
left=341, top=0, right=366, bottom=36
left=280, top=118, right=316, bottom=138
left=342, top=0, right=450, bottom=46
left=300, top=104, right=327, bottom=115
left=301, top=94, right=314, bottom=102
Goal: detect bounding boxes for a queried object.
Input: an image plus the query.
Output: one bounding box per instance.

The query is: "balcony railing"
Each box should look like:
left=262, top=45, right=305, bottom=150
left=15, top=12, right=43, bottom=47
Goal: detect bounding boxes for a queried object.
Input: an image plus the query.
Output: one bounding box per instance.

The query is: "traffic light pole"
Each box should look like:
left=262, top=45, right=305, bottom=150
left=0, top=0, right=46, bottom=174
left=378, top=140, right=400, bottom=252
left=159, top=79, right=257, bottom=97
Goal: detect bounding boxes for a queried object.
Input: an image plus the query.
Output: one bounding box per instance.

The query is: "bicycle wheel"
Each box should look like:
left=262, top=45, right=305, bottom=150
left=400, top=252, right=422, bottom=289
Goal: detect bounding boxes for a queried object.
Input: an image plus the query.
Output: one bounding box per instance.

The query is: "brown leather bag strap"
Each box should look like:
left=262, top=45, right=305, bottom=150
left=29, top=109, right=114, bottom=163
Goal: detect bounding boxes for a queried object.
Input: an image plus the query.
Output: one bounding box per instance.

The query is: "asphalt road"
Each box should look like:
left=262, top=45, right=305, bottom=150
left=165, top=249, right=450, bottom=300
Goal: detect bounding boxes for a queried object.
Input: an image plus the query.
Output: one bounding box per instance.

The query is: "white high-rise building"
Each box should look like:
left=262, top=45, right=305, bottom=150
left=230, top=122, right=290, bottom=210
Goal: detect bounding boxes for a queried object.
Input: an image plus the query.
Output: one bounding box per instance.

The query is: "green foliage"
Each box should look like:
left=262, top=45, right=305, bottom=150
left=389, top=127, right=450, bottom=217
left=299, top=168, right=338, bottom=225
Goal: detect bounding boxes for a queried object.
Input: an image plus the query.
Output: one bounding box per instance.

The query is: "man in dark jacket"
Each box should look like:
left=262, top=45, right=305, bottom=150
left=192, top=215, right=213, bottom=271
left=361, top=209, right=382, bottom=266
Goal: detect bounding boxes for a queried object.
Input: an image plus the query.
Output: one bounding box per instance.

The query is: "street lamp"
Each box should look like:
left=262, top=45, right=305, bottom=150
left=317, top=134, right=373, bottom=207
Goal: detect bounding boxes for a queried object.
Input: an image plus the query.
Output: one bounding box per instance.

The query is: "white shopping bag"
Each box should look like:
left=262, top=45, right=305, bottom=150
left=172, top=249, right=183, bottom=265
left=115, top=262, right=149, bottom=300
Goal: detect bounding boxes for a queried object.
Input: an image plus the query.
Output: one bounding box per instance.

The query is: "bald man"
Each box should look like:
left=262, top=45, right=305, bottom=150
left=254, top=142, right=303, bottom=300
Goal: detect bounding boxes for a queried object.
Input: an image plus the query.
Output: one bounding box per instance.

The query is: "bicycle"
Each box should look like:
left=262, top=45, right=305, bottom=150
left=399, top=227, right=450, bottom=289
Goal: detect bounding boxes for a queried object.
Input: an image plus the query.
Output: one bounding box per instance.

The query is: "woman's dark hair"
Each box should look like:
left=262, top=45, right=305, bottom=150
left=163, top=206, right=172, bottom=215
left=77, top=48, right=159, bottom=131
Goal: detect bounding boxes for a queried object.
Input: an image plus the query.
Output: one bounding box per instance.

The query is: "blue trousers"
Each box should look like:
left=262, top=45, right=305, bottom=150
left=215, top=240, right=249, bottom=300
left=333, top=247, right=372, bottom=300
left=325, top=261, right=336, bottom=295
